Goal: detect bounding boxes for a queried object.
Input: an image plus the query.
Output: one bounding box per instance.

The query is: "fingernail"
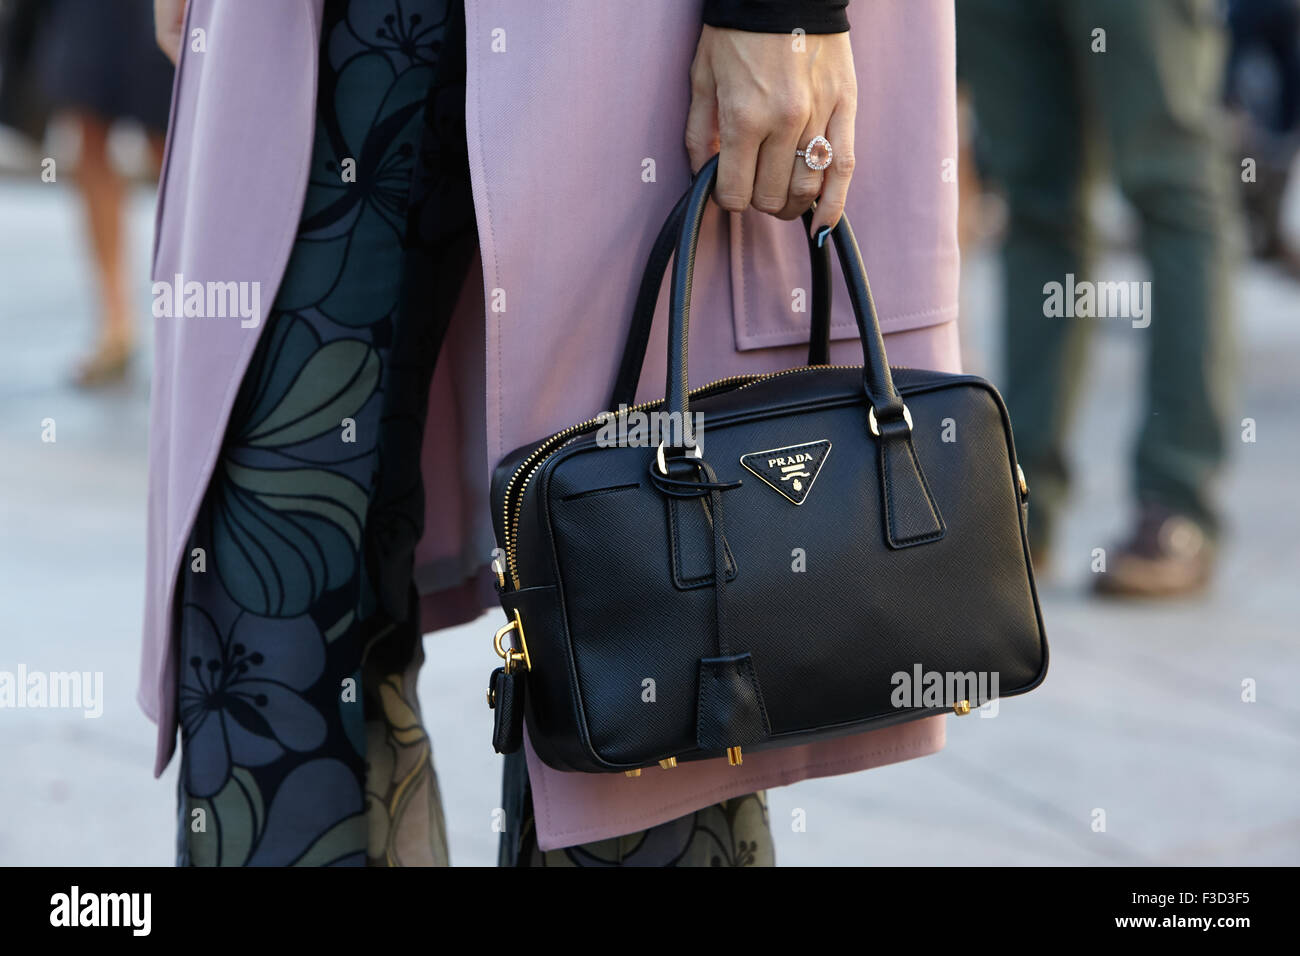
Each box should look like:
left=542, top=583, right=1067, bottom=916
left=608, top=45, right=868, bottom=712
left=815, top=225, right=832, bottom=248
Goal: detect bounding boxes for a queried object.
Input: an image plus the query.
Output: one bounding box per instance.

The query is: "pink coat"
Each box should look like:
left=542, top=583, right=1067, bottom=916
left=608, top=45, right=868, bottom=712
left=141, top=0, right=960, bottom=850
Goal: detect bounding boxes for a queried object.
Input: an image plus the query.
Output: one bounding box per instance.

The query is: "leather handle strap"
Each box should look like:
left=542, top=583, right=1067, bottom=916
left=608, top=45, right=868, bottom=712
left=610, top=174, right=832, bottom=410
left=665, top=154, right=903, bottom=424
left=827, top=212, right=907, bottom=422
left=610, top=187, right=694, bottom=410
left=804, top=204, right=832, bottom=367
left=662, top=156, right=944, bottom=549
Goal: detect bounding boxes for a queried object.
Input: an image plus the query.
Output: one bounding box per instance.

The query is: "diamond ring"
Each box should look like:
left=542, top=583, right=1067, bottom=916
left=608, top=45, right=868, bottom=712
left=796, top=135, right=833, bottom=171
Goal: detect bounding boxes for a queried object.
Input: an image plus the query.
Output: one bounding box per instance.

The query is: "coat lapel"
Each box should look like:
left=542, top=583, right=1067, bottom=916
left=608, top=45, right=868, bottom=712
left=143, top=0, right=323, bottom=773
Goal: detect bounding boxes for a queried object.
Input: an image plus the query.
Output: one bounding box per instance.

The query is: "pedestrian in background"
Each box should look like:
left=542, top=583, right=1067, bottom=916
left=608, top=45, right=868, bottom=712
left=1225, top=0, right=1300, bottom=270
left=958, top=0, right=1238, bottom=597
left=31, top=0, right=173, bottom=386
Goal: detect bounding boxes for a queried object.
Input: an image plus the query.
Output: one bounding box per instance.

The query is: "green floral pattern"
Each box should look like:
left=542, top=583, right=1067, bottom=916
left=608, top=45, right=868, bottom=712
left=177, top=0, right=464, bottom=868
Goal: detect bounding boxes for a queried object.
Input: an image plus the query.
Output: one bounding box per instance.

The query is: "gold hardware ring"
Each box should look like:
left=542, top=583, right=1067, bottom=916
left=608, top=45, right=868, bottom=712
left=493, top=609, right=531, bottom=673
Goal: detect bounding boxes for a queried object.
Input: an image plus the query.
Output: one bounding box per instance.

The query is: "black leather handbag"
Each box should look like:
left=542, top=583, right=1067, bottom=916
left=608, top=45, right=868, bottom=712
left=486, top=156, right=1048, bottom=774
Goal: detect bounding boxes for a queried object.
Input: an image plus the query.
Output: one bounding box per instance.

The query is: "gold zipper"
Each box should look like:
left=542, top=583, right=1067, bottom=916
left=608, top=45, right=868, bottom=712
left=501, top=372, right=762, bottom=587
left=501, top=363, right=903, bottom=589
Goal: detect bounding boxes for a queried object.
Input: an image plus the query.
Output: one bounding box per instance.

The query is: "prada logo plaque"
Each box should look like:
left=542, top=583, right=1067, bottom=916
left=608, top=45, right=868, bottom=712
left=739, top=440, right=831, bottom=505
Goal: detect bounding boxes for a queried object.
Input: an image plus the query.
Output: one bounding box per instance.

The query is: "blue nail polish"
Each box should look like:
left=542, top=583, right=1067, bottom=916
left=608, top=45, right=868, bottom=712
left=815, top=225, right=832, bottom=248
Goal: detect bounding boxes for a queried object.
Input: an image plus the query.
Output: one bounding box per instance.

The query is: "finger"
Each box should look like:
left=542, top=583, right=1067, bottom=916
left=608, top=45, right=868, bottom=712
left=714, top=98, right=763, bottom=213
left=779, top=124, right=828, bottom=220
left=807, top=100, right=855, bottom=237
left=684, top=66, right=720, bottom=174
left=750, top=104, right=807, bottom=218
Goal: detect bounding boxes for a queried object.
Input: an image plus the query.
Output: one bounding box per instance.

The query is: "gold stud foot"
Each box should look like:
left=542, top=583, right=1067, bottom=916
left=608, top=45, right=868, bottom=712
left=953, top=699, right=971, bottom=715
left=658, top=757, right=678, bottom=770
left=726, top=746, right=743, bottom=766
left=624, top=769, right=642, bottom=778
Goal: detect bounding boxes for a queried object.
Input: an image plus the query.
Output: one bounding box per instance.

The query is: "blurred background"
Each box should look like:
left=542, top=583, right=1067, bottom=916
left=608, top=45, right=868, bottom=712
left=1, top=0, right=1297, bottom=866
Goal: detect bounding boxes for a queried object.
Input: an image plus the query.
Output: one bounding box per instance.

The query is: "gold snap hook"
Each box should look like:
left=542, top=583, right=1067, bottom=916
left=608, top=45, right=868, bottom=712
left=493, top=609, right=531, bottom=674
left=953, top=699, right=971, bottom=715
left=726, top=746, right=743, bottom=766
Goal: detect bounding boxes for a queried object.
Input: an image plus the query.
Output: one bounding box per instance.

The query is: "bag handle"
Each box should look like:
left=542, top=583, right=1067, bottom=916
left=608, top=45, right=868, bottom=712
left=609, top=175, right=832, bottom=410
left=659, top=155, right=907, bottom=431
left=654, top=155, right=945, bottom=549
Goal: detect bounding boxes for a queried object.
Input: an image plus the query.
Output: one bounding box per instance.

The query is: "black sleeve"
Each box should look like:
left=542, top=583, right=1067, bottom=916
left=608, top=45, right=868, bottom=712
left=701, top=0, right=850, bottom=34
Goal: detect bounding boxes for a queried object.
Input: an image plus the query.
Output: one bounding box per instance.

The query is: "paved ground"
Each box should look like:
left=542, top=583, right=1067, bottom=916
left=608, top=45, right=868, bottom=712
left=1, top=173, right=1297, bottom=867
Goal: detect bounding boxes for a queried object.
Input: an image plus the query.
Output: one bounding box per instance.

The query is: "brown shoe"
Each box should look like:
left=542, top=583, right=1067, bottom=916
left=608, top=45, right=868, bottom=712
left=73, top=336, right=134, bottom=388
left=1093, top=504, right=1214, bottom=598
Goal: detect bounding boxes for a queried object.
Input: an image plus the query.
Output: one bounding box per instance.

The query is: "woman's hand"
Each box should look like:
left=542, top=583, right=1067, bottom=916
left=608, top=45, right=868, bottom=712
left=154, top=0, right=187, bottom=66
left=686, top=26, right=856, bottom=238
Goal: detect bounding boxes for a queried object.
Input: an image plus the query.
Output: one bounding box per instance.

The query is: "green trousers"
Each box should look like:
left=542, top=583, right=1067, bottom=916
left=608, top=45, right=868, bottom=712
left=957, top=0, right=1236, bottom=542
